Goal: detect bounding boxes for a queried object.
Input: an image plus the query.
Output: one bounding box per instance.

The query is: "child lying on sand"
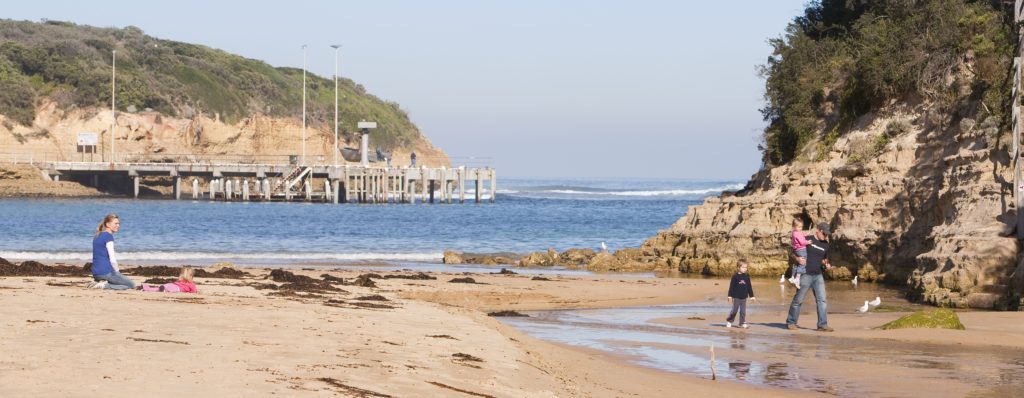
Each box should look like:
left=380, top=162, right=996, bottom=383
left=138, top=267, right=198, bottom=293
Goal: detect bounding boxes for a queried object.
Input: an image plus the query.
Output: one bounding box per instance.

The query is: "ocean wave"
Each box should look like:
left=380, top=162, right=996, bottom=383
left=0, top=251, right=444, bottom=262
left=502, top=183, right=745, bottom=197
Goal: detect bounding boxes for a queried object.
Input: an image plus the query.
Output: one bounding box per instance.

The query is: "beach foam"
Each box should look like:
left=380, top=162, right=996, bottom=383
left=0, top=250, right=444, bottom=263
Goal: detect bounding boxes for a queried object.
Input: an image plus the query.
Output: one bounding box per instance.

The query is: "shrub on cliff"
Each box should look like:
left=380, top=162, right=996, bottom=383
left=759, top=0, right=1013, bottom=165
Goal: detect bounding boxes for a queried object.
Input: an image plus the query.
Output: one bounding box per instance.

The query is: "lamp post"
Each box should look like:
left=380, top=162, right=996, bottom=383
left=331, top=44, right=341, bottom=167
left=111, top=50, right=116, bottom=163
left=301, top=45, right=307, bottom=165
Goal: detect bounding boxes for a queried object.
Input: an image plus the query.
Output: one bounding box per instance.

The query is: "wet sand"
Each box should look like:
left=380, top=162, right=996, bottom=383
left=1, top=264, right=1022, bottom=397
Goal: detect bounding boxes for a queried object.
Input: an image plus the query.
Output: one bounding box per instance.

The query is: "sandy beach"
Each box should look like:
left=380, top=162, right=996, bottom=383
left=1, top=263, right=1022, bottom=397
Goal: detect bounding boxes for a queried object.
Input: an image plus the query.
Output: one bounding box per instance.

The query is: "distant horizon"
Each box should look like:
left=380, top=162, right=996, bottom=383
left=3, top=1, right=806, bottom=179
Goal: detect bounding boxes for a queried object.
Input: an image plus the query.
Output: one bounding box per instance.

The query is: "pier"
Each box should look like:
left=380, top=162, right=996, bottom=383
left=34, top=159, right=496, bottom=204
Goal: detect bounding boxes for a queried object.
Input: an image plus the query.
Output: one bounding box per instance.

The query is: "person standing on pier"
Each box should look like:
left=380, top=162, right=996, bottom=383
left=89, top=214, right=136, bottom=290
left=410, top=151, right=417, bottom=167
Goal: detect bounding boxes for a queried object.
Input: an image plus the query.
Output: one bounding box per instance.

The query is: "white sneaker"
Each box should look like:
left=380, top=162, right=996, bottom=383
left=741, top=323, right=749, bottom=329
left=89, top=280, right=107, bottom=289
left=726, top=321, right=732, bottom=328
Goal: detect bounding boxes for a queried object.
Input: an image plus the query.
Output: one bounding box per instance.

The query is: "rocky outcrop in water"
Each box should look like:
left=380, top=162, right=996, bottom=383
left=641, top=109, right=1023, bottom=310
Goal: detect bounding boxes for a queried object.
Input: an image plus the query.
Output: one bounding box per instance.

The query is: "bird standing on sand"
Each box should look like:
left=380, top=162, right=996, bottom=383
left=779, top=274, right=786, bottom=284
left=600, top=242, right=608, bottom=252
left=858, top=301, right=870, bottom=313
left=868, top=296, right=881, bottom=307
left=852, top=276, right=859, bottom=286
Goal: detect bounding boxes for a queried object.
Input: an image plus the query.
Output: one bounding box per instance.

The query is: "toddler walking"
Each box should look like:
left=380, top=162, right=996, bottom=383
left=789, top=217, right=810, bottom=287
left=139, top=267, right=198, bottom=293
left=726, top=259, right=755, bottom=328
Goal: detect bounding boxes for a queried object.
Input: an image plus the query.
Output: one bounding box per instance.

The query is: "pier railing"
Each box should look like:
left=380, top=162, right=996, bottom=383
left=0, top=152, right=493, bottom=168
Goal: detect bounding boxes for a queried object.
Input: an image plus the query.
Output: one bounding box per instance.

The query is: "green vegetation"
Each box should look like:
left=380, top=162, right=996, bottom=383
left=759, top=0, right=1013, bottom=165
left=0, top=19, right=419, bottom=149
left=879, top=308, right=966, bottom=330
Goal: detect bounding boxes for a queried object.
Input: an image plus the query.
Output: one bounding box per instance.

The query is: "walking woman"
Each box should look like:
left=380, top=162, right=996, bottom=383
left=89, top=214, right=136, bottom=290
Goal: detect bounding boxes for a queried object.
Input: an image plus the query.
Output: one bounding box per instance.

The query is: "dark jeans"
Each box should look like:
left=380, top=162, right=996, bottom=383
left=726, top=298, right=747, bottom=324
left=786, top=273, right=828, bottom=328
left=94, top=271, right=136, bottom=291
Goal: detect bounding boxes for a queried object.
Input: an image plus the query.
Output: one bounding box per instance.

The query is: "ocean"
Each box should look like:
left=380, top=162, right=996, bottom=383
left=0, top=178, right=744, bottom=265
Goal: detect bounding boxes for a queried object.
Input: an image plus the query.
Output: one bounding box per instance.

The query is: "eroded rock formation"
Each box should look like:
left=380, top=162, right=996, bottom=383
left=642, top=108, right=1023, bottom=309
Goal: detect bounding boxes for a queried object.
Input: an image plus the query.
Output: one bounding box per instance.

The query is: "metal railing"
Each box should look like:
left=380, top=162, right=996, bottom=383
left=1, top=151, right=495, bottom=168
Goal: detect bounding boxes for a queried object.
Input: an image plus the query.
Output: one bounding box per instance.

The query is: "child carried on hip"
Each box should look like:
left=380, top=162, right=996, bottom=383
left=789, top=217, right=811, bottom=287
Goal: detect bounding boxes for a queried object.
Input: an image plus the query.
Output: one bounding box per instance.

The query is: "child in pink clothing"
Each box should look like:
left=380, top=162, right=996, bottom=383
left=789, top=217, right=810, bottom=286
left=139, top=267, right=198, bottom=293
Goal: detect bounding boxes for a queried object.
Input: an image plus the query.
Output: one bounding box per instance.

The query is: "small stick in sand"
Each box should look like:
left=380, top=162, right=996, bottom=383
left=709, top=344, right=716, bottom=381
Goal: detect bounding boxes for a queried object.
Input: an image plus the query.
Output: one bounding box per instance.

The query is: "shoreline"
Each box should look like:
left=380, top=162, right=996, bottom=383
left=3, top=261, right=1023, bottom=397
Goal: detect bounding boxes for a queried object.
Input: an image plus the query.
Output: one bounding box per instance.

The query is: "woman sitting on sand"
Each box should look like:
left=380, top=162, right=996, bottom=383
left=138, top=267, right=198, bottom=293
left=89, top=214, right=137, bottom=290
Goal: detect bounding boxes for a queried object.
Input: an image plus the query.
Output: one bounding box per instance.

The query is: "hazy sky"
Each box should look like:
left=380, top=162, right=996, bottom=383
left=5, top=1, right=807, bottom=179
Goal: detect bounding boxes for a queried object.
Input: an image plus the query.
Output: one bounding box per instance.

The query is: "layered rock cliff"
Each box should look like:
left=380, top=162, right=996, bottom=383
left=641, top=106, right=1023, bottom=309
left=640, top=1, right=1024, bottom=310
left=0, top=99, right=449, bottom=168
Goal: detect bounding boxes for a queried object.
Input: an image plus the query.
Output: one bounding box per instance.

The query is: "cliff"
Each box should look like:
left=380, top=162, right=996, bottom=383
left=640, top=0, right=1024, bottom=310
left=0, top=19, right=448, bottom=167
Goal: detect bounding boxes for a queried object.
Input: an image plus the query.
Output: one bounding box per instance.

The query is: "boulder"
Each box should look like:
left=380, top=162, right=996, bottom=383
left=442, top=251, right=464, bottom=264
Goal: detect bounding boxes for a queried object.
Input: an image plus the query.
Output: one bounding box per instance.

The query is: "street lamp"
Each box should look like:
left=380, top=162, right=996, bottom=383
left=110, top=49, right=116, bottom=163
left=331, top=44, right=341, bottom=167
left=301, top=44, right=307, bottom=165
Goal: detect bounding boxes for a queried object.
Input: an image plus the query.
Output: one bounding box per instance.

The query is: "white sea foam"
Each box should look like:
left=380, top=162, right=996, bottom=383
left=0, top=251, right=444, bottom=262
left=536, top=184, right=745, bottom=197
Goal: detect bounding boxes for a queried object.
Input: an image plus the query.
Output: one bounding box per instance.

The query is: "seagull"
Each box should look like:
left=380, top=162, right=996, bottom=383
left=858, top=300, right=870, bottom=313
left=868, top=296, right=881, bottom=307
left=852, top=276, right=859, bottom=286
left=779, top=274, right=786, bottom=284
left=600, top=242, right=608, bottom=252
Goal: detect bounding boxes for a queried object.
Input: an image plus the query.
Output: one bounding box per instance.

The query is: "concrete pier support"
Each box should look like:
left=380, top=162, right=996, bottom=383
left=490, top=169, right=497, bottom=203
left=173, top=176, right=181, bottom=200
left=459, top=169, right=465, bottom=204
left=304, top=179, right=312, bottom=201
left=331, top=179, right=340, bottom=204
left=225, top=180, right=233, bottom=200
left=401, top=172, right=409, bottom=203
left=420, top=177, right=427, bottom=204
left=133, top=176, right=140, bottom=198
left=409, top=180, right=416, bottom=204
left=192, top=178, right=199, bottom=199
left=242, top=180, right=250, bottom=201
left=429, top=180, right=435, bottom=203
left=475, top=173, right=482, bottom=203
left=209, top=180, right=216, bottom=199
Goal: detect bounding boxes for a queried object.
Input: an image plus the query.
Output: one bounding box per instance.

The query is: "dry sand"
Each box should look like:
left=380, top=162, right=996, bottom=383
left=1, top=266, right=1020, bottom=397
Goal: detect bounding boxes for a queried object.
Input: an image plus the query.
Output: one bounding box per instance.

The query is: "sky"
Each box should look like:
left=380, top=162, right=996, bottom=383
left=4, top=0, right=807, bottom=179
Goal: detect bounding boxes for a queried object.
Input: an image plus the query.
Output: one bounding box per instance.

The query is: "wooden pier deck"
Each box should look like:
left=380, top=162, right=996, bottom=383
left=38, top=161, right=496, bottom=204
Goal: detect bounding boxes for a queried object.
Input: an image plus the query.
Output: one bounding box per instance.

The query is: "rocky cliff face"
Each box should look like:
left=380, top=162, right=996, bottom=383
left=641, top=106, right=1023, bottom=310
left=0, top=100, right=449, bottom=168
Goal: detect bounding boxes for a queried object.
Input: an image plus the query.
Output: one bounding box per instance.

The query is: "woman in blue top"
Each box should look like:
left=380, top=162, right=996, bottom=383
left=90, top=214, right=136, bottom=290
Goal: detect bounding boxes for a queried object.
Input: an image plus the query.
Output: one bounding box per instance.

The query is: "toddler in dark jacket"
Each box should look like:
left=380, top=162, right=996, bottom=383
left=726, top=259, right=755, bottom=328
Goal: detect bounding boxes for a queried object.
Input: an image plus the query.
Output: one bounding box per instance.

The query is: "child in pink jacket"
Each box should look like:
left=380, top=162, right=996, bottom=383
left=789, top=217, right=810, bottom=286
left=139, top=267, right=198, bottom=293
